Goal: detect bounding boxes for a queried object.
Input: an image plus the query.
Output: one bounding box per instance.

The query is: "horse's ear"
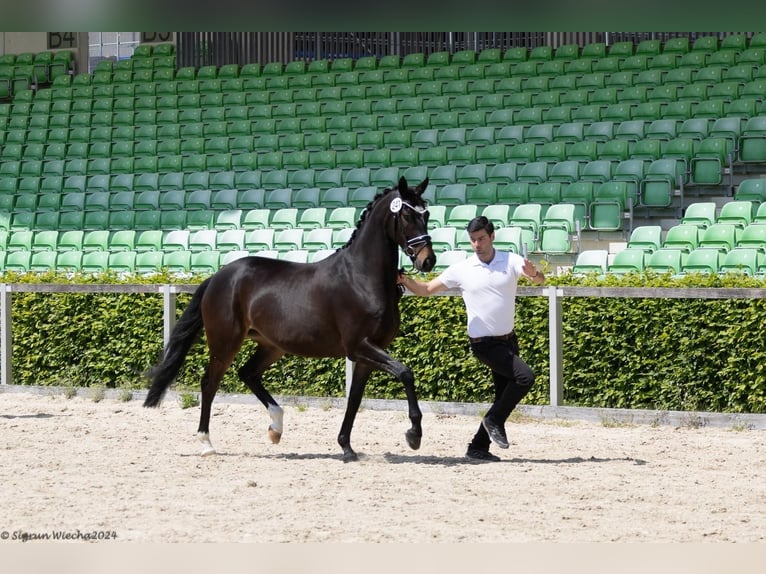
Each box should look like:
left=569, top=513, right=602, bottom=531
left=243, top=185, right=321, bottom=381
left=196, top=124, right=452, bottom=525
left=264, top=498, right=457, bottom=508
left=415, top=178, right=429, bottom=195
left=398, top=176, right=408, bottom=193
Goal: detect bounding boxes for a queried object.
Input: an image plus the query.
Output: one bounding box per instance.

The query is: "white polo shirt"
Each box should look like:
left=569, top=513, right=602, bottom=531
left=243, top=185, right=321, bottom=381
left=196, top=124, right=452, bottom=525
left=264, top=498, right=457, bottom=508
left=438, top=250, right=525, bottom=338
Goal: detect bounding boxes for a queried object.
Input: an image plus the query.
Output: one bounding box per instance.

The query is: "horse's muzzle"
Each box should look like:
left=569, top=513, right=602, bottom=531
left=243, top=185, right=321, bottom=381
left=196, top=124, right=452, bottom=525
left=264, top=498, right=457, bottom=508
left=414, top=246, right=436, bottom=273
left=405, top=233, right=435, bottom=273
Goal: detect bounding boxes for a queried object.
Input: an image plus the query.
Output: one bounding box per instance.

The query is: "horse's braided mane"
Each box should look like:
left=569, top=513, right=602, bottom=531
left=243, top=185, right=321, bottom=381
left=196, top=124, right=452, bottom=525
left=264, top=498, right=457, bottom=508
left=338, top=186, right=396, bottom=250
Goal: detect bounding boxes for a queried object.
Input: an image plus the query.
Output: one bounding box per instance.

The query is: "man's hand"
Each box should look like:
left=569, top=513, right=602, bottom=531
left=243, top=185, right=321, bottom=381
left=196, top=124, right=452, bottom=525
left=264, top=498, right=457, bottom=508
left=523, top=259, right=544, bottom=283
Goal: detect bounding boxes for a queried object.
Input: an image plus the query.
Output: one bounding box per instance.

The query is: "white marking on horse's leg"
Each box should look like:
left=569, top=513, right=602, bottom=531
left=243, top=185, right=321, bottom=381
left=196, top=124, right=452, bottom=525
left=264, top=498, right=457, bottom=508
left=267, top=404, right=284, bottom=444
left=197, top=432, right=216, bottom=456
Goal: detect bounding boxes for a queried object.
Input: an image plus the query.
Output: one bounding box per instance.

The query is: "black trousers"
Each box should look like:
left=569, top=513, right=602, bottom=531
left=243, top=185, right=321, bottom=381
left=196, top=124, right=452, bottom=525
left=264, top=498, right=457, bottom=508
left=468, top=332, right=535, bottom=451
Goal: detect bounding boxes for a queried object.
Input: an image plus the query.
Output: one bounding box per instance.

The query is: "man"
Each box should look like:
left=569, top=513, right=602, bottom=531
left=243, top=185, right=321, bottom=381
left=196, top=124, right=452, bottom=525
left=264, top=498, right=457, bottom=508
left=398, top=215, right=545, bottom=462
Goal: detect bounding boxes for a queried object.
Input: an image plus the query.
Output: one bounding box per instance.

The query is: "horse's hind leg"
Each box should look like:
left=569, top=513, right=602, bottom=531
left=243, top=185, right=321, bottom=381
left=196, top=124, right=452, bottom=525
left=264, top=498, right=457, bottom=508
left=197, top=355, right=233, bottom=456
left=237, top=344, right=285, bottom=444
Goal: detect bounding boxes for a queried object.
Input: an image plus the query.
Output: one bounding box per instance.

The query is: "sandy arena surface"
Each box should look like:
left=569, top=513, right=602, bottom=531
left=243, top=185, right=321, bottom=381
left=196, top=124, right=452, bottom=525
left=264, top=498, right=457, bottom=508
left=0, top=390, right=764, bottom=543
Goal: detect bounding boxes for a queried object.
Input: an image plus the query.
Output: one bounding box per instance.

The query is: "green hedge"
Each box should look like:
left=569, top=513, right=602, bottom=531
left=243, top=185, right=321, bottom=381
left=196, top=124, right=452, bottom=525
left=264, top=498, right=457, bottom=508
left=2, top=269, right=765, bottom=413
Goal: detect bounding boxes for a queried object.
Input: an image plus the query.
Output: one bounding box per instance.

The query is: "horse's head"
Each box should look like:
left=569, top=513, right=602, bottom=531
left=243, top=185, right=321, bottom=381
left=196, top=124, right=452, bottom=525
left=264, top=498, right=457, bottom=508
left=389, top=176, right=436, bottom=273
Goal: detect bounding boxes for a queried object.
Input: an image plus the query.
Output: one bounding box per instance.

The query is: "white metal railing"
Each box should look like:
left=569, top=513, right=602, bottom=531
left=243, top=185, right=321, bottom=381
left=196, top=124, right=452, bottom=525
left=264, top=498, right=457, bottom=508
left=2, top=283, right=766, bottom=406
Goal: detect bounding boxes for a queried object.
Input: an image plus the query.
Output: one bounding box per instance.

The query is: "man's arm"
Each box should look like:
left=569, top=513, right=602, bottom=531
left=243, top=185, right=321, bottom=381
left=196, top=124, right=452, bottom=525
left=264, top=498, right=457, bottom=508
left=398, top=273, right=448, bottom=296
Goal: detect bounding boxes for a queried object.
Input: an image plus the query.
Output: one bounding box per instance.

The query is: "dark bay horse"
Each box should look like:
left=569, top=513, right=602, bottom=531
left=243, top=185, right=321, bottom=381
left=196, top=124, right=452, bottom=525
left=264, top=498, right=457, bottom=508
left=144, top=177, right=436, bottom=462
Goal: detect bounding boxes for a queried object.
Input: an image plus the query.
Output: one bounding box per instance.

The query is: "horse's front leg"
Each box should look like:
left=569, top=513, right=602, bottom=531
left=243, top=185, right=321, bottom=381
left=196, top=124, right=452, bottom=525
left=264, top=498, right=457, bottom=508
left=337, top=362, right=373, bottom=462
left=349, top=340, right=423, bottom=452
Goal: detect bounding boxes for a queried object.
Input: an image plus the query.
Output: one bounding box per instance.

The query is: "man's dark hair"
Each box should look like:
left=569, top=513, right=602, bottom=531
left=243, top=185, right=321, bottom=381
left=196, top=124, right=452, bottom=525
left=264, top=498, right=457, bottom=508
left=466, top=215, right=494, bottom=235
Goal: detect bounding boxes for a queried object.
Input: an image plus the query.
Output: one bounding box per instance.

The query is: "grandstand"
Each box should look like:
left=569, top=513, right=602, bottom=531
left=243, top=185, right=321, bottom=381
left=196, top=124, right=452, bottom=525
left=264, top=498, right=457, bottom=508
left=1, top=32, right=766, bottom=277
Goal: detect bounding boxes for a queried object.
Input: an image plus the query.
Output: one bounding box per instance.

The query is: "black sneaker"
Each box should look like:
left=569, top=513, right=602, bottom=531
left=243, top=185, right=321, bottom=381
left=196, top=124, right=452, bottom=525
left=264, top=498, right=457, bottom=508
left=466, top=445, right=501, bottom=462
left=482, top=416, right=509, bottom=449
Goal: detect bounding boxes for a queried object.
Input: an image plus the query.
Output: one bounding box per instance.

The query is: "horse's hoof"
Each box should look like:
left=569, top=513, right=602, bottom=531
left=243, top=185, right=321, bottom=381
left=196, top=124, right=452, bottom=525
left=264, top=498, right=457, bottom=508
left=268, top=426, right=282, bottom=444
left=405, top=429, right=422, bottom=450
left=198, top=433, right=216, bottom=456
left=342, top=450, right=359, bottom=463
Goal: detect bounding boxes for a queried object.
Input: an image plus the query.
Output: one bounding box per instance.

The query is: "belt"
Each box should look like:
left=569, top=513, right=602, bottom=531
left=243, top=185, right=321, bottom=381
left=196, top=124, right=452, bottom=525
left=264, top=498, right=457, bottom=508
left=469, top=331, right=515, bottom=344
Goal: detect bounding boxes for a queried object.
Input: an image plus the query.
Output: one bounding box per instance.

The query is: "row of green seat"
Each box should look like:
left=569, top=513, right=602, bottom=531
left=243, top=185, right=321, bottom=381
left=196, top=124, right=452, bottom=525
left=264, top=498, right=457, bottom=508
left=3, top=111, right=759, bottom=147
left=5, top=200, right=766, bottom=276
left=5, top=192, right=766, bottom=265
left=27, top=69, right=766, bottom=113
left=0, top=199, right=581, bottom=256
left=0, top=247, right=320, bottom=275
left=0, top=129, right=751, bottom=183
left=0, top=226, right=357, bottom=254
left=574, top=245, right=766, bottom=277
left=0, top=144, right=736, bottom=200
left=12, top=88, right=766, bottom=130
left=0, top=116, right=759, bottom=162
left=6, top=93, right=766, bottom=139
left=0, top=202, right=363, bottom=233
left=0, top=50, right=75, bottom=97
left=0, top=152, right=747, bottom=228
left=46, top=59, right=766, bottom=98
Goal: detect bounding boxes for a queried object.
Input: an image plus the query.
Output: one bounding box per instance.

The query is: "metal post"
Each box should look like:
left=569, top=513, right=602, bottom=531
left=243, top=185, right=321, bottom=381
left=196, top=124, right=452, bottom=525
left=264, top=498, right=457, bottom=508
left=547, top=286, right=564, bottom=406
left=1, top=284, right=11, bottom=385
left=161, top=285, right=177, bottom=348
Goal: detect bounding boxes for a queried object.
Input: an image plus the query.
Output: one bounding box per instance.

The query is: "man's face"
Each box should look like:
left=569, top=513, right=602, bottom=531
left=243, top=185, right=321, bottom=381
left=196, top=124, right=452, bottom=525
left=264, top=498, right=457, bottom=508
left=469, top=229, right=494, bottom=259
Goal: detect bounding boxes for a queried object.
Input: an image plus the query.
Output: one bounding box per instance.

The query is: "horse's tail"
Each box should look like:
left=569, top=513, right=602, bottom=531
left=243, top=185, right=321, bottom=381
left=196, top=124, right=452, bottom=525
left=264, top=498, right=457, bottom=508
left=143, top=278, right=212, bottom=407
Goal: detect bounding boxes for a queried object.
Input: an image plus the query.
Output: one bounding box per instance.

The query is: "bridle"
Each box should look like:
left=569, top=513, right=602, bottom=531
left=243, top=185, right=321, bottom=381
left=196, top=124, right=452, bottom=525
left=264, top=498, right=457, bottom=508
left=391, top=195, right=432, bottom=264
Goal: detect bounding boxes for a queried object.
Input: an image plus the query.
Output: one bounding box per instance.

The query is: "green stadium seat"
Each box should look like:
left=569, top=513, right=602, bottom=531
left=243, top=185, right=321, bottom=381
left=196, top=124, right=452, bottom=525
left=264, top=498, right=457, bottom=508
left=645, top=248, right=687, bottom=275
left=734, top=179, right=766, bottom=203
left=681, top=202, right=717, bottom=229
left=297, top=207, right=328, bottom=230
left=467, top=183, right=498, bottom=207
left=133, top=251, right=164, bottom=274
left=104, top=229, right=136, bottom=253
left=641, top=158, right=682, bottom=208
left=589, top=181, right=630, bottom=231
left=717, top=200, right=754, bottom=229
left=241, top=209, right=271, bottom=230
left=429, top=226, right=457, bottom=252
left=268, top=207, right=298, bottom=230
left=4, top=249, right=32, bottom=272
left=737, top=224, right=766, bottom=250
left=699, top=223, right=741, bottom=252
left=690, top=137, right=732, bottom=186
left=631, top=102, right=665, bottom=122
left=216, top=229, right=246, bottom=253
left=719, top=248, right=764, bottom=275
left=326, top=207, right=358, bottom=229
left=571, top=249, right=609, bottom=275
left=187, top=229, right=218, bottom=253
left=492, top=227, right=524, bottom=254
left=582, top=121, right=614, bottom=143
left=162, top=250, right=192, bottom=274
left=444, top=204, right=478, bottom=229
left=244, top=228, right=275, bottom=252
left=529, top=182, right=563, bottom=210
left=547, top=160, right=581, bottom=184
left=739, top=116, right=766, bottom=163
left=608, top=248, right=648, bottom=275
left=627, top=225, right=663, bottom=253
left=693, top=35, right=719, bottom=53
left=371, top=166, right=399, bottom=189
left=212, top=210, right=243, bottom=231
left=133, top=230, right=163, bottom=253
